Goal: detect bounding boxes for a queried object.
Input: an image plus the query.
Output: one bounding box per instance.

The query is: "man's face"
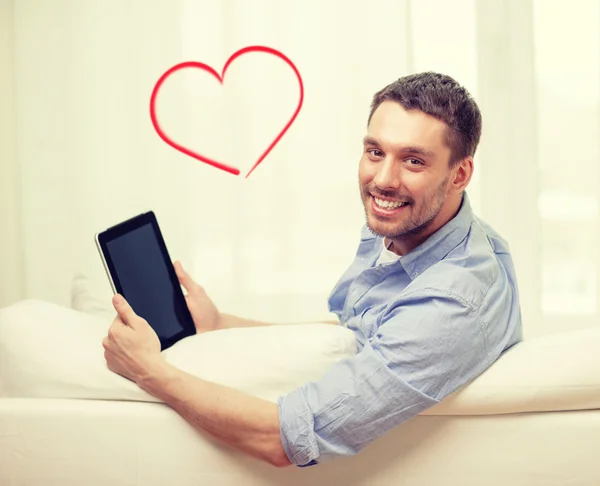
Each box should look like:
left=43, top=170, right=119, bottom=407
left=359, top=101, right=457, bottom=248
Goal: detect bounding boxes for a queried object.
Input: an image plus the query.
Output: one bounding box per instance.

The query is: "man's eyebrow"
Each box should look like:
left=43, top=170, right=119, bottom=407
left=363, top=136, right=382, bottom=147
left=362, top=136, right=436, bottom=158
left=401, top=145, right=436, bottom=158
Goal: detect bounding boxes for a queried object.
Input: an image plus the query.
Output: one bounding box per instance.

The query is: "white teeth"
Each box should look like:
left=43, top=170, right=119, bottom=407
left=374, top=197, right=406, bottom=209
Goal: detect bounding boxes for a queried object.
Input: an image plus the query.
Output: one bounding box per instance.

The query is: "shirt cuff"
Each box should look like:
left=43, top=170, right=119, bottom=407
left=277, top=387, right=319, bottom=466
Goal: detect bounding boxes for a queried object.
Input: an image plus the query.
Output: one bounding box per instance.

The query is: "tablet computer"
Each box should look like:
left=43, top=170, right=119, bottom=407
left=95, top=211, right=196, bottom=350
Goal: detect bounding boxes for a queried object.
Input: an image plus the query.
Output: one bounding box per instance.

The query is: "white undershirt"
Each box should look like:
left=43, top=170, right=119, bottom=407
left=375, top=238, right=402, bottom=266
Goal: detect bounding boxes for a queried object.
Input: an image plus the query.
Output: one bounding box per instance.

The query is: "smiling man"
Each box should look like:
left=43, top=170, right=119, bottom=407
left=103, top=72, right=523, bottom=468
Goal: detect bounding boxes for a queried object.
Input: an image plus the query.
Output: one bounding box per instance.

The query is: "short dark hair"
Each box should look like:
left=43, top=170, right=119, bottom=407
left=368, top=72, right=482, bottom=166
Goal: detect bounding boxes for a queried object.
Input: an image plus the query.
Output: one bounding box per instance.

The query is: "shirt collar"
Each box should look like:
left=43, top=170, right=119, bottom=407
left=391, top=192, right=473, bottom=280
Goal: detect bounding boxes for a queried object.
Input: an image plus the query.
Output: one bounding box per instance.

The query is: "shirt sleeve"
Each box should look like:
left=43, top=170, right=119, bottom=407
left=277, top=289, right=492, bottom=466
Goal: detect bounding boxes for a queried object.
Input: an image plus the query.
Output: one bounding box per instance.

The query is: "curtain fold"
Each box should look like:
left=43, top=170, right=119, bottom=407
left=475, top=0, right=542, bottom=338
left=0, top=0, right=24, bottom=308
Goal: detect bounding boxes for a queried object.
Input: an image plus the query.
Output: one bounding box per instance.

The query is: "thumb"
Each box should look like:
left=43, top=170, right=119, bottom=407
left=112, top=294, right=137, bottom=326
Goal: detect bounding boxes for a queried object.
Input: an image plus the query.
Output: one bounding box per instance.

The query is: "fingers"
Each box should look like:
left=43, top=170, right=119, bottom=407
left=107, top=320, right=124, bottom=346
left=174, top=260, right=197, bottom=293
left=174, top=260, right=188, bottom=281
left=112, top=294, right=137, bottom=327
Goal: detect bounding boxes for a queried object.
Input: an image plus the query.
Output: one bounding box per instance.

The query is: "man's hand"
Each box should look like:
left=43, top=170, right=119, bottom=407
left=174, top=260, right=221, bottom=333
left=102, top=294, right=162, bottom=383
left=102, top=293, right=289, bottom=466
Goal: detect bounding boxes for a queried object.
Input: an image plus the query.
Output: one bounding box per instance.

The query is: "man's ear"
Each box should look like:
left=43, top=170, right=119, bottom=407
left=452, top=156, right=473, bottom=192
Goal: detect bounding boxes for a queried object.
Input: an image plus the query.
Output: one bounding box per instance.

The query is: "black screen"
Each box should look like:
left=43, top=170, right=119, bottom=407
left=105, top=223, right=184, bottom=339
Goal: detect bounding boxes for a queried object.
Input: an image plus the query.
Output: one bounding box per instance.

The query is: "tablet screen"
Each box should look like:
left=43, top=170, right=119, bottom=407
left=97, top=212, right=196, bottom=349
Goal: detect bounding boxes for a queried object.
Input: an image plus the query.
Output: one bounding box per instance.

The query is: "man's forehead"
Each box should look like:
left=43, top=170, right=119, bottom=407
left=368, top=101, right=450, bottom=153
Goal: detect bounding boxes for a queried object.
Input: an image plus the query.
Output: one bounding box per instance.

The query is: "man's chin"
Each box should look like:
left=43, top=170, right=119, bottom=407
left=366, top=217, right=406, bottom=239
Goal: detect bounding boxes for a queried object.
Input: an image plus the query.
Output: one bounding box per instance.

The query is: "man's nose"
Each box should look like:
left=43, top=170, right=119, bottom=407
left=373, top=158, right=401, bottom=189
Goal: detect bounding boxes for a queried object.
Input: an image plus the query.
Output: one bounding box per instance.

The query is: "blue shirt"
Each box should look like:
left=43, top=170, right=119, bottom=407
left=277, top=193, right=523, bottom=466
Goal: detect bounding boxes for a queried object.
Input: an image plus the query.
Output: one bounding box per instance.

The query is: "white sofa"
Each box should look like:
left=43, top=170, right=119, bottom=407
left=1, top=299, right=600, bottom=486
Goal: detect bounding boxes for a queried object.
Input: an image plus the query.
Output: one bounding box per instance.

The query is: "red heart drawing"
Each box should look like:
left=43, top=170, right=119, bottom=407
left=149, top=46, right=304, bottom=178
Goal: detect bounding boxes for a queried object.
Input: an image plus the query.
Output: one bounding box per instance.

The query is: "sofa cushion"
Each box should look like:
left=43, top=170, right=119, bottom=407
left=2, top=299, right=600, bottom=415
left=0, top=299, right=357, bottom=403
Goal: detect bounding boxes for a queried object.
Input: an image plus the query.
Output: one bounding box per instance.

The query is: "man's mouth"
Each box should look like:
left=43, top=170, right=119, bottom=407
left=370, top=195, right=410, bottom=215
left=373, top=197, right=409, bottom=209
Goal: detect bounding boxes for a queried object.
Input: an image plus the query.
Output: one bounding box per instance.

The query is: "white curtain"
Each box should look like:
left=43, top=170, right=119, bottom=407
left=0, top=0, right=23, bottom=308
left=2, top=0, right=598, bottom=337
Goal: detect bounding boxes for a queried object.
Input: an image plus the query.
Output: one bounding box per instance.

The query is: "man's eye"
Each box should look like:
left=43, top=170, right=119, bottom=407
left=407, top=158, right=423, bottom=165
left=367, top=149, right=384, bottom=158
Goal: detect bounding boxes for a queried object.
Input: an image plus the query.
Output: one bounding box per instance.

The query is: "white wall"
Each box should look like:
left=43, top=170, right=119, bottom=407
left=0, top=0, right=24, bottom=308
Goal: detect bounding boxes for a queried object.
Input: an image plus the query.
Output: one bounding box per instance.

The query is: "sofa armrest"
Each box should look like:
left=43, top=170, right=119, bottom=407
left=423, top=325, right=600, bottom=416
